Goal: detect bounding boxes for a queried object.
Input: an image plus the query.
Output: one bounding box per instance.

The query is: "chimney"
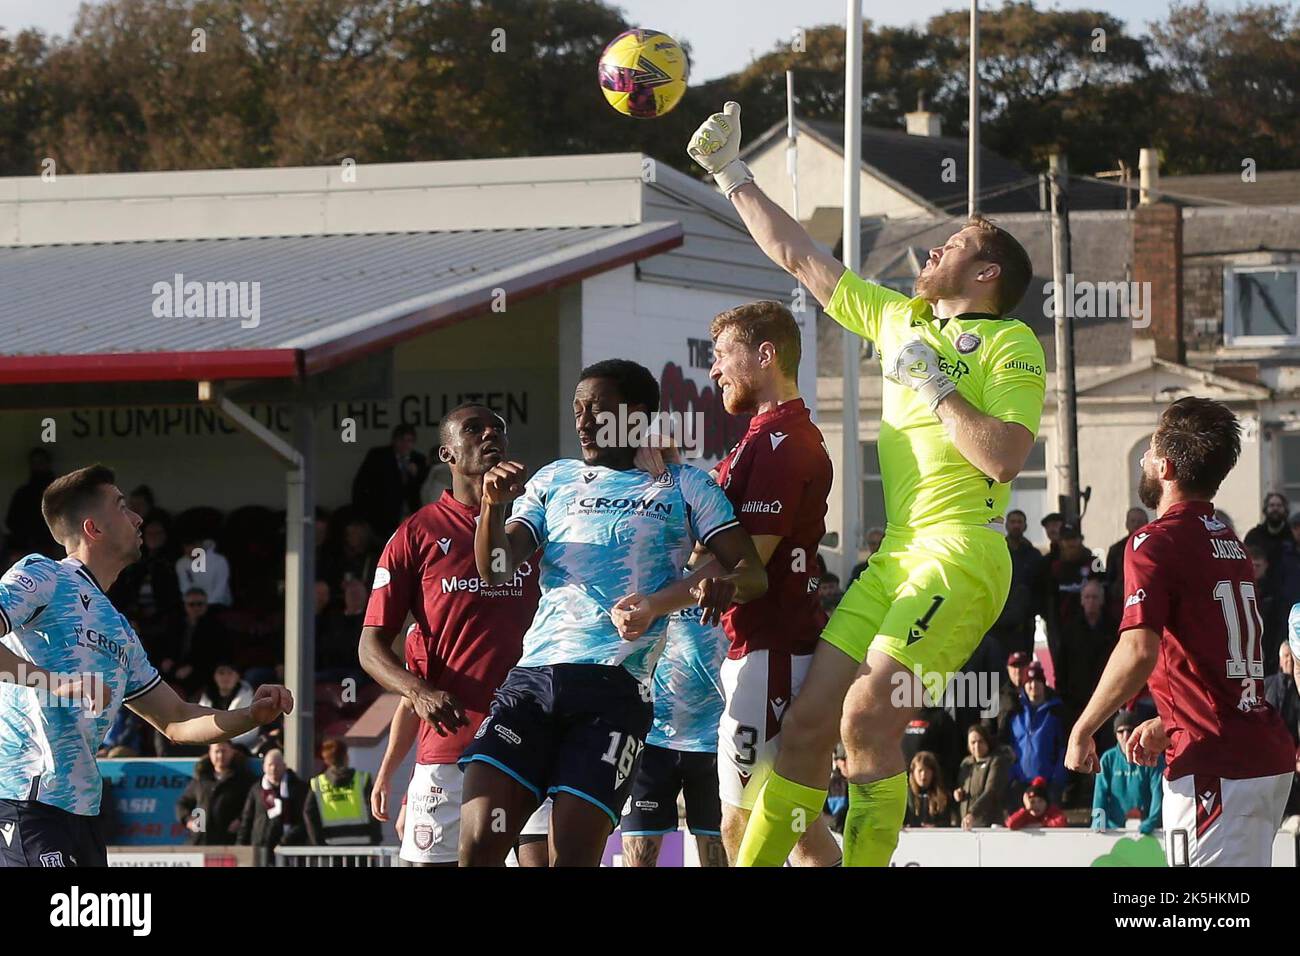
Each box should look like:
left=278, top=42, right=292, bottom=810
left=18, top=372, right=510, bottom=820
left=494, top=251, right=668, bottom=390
left=1139, top=147, right=1159, bottom=205
left=904, top=91, right=942, bottom=137
left=1132, top=200, right=1185, bottom=364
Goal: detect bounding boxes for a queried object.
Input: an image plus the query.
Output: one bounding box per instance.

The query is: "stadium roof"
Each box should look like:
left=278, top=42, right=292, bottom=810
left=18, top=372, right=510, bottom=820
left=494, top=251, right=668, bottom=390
left=0, top=222, right=681, bottom=385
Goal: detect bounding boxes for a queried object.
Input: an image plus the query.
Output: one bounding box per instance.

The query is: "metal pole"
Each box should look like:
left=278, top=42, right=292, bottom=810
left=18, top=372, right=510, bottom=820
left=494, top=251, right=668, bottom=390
left=968, top=0, right=979, bottom=217
left=1049, top=153, right=1080, bottom=525
left=841, top=0, right=863, bottom=582
left=283, top=402, right=316, bottom=779
left=786, top=70, right=799, bottom=223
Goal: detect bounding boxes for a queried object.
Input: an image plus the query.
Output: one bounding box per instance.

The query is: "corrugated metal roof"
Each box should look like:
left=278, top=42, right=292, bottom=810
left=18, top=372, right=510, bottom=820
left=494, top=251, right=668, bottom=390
left=0, top=222, right=681, bottom=383
left=0, top=225, right=644, bottom=354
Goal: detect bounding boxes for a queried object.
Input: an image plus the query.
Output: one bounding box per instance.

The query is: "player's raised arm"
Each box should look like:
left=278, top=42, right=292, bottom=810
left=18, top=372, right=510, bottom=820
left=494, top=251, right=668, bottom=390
left=475, top=460, right=536, bottom=584
left=688, top=102, right=844, bottom=308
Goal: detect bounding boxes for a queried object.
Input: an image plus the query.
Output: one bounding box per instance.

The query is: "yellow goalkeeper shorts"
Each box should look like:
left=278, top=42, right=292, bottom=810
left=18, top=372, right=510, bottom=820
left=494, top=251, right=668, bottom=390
left=821, top=526, right=1012, bottom=701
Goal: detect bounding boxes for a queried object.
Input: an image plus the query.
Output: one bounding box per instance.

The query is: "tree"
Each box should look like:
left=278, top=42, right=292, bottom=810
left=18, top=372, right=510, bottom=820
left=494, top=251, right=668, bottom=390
left=1147, top=0, right=1300, bottom=174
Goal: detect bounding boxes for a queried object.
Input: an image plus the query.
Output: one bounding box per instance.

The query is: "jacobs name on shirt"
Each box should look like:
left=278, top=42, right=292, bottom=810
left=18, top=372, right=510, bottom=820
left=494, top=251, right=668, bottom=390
left=1209, top=538, right=1247, bottom=561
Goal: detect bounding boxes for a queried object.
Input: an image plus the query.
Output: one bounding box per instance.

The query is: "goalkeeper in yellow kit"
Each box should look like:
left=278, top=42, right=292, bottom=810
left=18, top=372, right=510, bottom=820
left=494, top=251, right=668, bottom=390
left=688, top=103, right=1047, bottom=866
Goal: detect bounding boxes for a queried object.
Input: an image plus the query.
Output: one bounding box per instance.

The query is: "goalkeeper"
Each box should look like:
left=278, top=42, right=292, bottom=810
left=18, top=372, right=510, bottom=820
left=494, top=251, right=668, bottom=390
left=688, top=102, right=1047, bottom=866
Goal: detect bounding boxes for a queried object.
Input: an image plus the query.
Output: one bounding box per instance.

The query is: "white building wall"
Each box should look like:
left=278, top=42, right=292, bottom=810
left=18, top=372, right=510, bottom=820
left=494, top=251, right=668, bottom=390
left=747, top=134, right=931, bottom=221
left=581, top=266, right=818, bottom=468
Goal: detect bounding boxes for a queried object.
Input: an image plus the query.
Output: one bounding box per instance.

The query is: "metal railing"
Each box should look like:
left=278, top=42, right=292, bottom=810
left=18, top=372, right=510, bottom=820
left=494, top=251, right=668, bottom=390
left=272, top=846, right=401, bottom=867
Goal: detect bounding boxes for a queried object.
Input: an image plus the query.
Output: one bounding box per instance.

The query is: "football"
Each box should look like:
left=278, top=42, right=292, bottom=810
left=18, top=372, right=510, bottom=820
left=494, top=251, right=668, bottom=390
left=598, top=29, right=689, bottom=118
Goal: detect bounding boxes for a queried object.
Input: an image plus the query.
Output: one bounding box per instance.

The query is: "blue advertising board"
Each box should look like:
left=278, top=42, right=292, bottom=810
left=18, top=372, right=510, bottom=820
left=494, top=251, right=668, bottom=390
left=98, top=757, right=261, bottom=846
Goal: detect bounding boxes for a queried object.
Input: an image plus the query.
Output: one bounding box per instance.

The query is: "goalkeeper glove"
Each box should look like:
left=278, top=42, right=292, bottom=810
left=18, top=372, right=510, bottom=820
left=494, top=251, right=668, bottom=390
left=884, top=339, right=957, bottom=413
left=687, top=101, right=754, bottom=198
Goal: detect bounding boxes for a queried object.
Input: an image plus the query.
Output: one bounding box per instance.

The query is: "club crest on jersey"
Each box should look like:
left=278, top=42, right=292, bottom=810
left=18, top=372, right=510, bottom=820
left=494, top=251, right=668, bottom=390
left=955, top=332, right=981, bottom=354
left=436, top=537, right=452, bottom=555
left=1199, top=513, right=1227, bottom=532
left=40, top=851, right=65, bottom=868
left=655, top=470, right=674, bottom=487
left=413, top=824, right=437, bottom=851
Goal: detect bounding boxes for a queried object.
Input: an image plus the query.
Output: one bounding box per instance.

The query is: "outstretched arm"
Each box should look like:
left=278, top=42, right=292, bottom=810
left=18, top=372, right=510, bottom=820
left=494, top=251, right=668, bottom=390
left=730, top=185, right=845, bottom=308
left=129, top=679, right=293, bottom=746
left=687, top=102, right=844, bottom=307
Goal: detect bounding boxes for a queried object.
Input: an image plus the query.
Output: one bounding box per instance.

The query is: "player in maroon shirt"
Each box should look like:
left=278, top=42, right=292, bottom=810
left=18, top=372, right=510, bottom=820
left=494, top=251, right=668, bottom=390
left=359, top=403, right=546, bottom=866
left=1067, top=397, right=1295, bottom=866
left=699, top=302, right=841, bottom=865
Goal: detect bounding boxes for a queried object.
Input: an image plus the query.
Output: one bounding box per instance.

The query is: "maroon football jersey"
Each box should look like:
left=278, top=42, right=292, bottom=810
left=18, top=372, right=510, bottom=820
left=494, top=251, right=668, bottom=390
left=364, top=491, right=540, bottom=764
left=713, top=398, right=832, bottom=658
left=1119, top=500, right=1295, bottom=780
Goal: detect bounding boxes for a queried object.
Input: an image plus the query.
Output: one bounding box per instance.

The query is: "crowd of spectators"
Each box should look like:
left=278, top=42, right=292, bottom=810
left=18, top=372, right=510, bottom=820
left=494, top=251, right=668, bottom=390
left=1, top=428, right=439, bottom=766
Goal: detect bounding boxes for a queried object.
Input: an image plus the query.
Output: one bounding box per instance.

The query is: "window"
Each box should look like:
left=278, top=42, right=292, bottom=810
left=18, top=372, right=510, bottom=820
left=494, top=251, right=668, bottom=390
left=1008, top=440, right=1049, bottom=544
left=1223, top=266, right=1300, bottom=346
left=861, top=442, right=886, bottom=545
left=1282, top=434, right=1300, bottom=506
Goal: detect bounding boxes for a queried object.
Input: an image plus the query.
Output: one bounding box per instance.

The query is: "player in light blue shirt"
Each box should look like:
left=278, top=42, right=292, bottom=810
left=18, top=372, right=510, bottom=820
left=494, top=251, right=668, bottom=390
left=0, top=464, right=293, bottom=867
left=620, top=600, right=729, bottom=866
left=460, top=359, right=767, bottom=866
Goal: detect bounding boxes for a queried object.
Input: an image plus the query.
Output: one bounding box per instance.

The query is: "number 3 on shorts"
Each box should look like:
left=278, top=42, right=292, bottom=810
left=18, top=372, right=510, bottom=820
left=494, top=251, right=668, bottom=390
left=734, top=725, right=757, bottom=766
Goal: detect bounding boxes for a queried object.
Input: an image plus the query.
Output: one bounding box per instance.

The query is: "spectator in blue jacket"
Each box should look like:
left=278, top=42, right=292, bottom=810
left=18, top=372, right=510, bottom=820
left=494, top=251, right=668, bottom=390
left=1091, top=710, right=1163, bottom=834
left=1008, top=661, right=1068, bottom=806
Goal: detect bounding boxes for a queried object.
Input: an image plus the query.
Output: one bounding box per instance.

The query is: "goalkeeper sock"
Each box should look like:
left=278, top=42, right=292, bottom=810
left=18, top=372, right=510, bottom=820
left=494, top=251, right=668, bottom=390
left=842, top=774, right=907, bottom=867
left=735, top=773, right=827, bottom=867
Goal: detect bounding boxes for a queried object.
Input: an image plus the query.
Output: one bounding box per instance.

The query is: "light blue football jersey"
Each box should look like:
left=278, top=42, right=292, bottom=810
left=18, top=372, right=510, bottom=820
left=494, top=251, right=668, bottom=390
left=649, top=604, right=726, bottom=752
left=1290, top=602, right=1300, bottom=663
left=0, top=555, right=161, bottom=815
left=507, top=461, right=737, bottom=685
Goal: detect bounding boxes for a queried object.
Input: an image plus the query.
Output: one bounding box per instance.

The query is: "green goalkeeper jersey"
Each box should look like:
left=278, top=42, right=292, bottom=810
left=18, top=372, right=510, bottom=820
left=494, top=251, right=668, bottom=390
left=826, top=269, right=1047, bottom=533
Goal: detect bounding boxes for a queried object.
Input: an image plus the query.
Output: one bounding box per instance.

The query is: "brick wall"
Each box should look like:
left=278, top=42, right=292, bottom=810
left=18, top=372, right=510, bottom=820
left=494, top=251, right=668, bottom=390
left=1183, top=262, right=1222, bottom=351
left=1132, top=203, right=1185, bottom=363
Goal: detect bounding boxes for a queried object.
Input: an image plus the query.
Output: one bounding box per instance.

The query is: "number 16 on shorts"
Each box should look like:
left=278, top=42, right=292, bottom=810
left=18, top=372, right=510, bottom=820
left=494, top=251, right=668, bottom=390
left=602, top=732, right=644, bottom=790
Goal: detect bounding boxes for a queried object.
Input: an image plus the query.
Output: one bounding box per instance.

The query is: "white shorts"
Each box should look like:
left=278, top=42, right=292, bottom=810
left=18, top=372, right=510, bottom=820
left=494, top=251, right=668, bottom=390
left=1162, top=771, right=1291, bottom=867
left=718, top=650, right=813, bottom=810
left=400, top=763, right=463, bottom=864
left=401, top=766, right=554, bottom=863
left=520, top=797, right=552, bottom=838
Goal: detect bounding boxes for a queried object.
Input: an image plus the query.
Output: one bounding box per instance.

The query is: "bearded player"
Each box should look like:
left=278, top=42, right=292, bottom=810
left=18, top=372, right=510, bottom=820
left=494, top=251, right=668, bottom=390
left=360, top=404, right=548, bottom=867
left=688, top=102, right=1046, bottom=866
left=1066, top=398, right=1295, bottom=866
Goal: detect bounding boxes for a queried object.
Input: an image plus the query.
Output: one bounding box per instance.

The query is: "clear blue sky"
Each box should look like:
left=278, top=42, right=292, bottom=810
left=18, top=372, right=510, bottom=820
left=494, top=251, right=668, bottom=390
left=8, top=0, right=1181, bottom=81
